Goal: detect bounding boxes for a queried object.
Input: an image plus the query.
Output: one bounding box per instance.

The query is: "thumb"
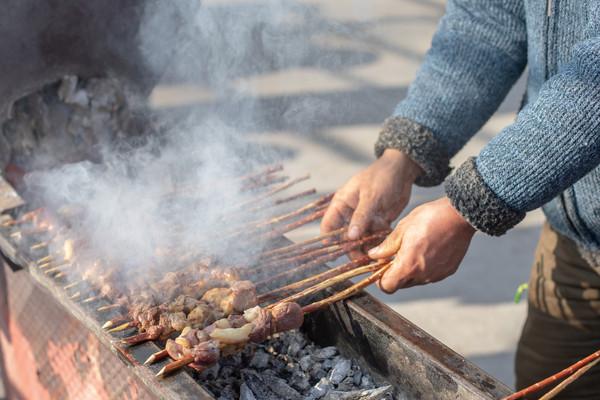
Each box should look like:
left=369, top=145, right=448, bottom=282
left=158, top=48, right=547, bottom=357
left=368, top=225, right=404, bottom=259
left=347, top=196, right=377, bottom=240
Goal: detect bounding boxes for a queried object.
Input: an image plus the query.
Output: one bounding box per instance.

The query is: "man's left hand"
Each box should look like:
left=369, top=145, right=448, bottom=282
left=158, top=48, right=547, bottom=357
left=368, top=197, right=476, bottom=293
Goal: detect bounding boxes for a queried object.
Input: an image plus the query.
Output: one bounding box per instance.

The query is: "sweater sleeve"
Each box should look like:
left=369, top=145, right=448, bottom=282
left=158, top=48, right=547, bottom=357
left=375, top=0, right=527, bottom=186
left=446, top=33, right=600, bottom=236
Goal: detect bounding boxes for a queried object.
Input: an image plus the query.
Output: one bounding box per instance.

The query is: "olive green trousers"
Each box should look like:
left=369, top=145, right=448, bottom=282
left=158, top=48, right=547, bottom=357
left=516, top=223, right=600, bottom=399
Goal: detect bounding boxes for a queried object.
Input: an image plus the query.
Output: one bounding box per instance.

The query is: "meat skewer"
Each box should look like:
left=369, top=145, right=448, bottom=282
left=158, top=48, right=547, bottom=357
left=117, top=280, right=258, bottom=346
left=1, top=208, right=44, bottom=227
left=241, top=174, right=288, bottom=192
left=154, top=262, right=392, bottom=377
left=239, top=193, right=333, bottom=232
left=123, top=256, right=378, bottom=352
left=260, top=207, right=327, bottom=242
left=101, top=266, right=243, bottom=328
left=266, top=260, right=389, bottom=308
left=254, top=231, right=388, bottom=289
left=257, top=257, right=371, bottom=303
left=65, top=198, right=327, bottom=306
left=235, top=174, right=311, bottom=209
left=503, top=348, right=600, bottom=400
left=261, top=188, right=317, bottom=208
left=260, top=227, right=347, bottom=259
left=254, top=230, right=389, bottom=274
left=238, top=163, right=284, bottom=184
left=261, top=232, right=350, bottom=264
left=255, top=247, right=356, bottom=291
left=223, top=193, right=331, bottom=239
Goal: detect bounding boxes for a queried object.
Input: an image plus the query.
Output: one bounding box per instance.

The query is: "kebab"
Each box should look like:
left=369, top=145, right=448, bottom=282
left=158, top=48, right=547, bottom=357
left=117, top=254, right=375, bottom=345
left=77, top=203, right=330, bottom=307
left=101, top=263, right=244, bottom=331
left=142, top=258, right=386, bottom=366
left=110, top=227, right=385, bottom=335
left=112, top=234, right=385, bottom=347
left=117, top=280, right=259, bottom=346
left=53, top=189, right=329, bottom=303
left=153, top=261, right=392, bottom=377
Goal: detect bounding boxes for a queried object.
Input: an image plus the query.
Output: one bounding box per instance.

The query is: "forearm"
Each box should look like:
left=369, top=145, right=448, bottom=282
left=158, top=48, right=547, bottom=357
left=446, top=36, right=600, bottom=235
left=376, top=0, right=527, bottom=186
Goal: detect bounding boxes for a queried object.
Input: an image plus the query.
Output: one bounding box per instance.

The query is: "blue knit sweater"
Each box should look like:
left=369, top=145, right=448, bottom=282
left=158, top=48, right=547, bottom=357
left=375, top=0, right=600, bottom=260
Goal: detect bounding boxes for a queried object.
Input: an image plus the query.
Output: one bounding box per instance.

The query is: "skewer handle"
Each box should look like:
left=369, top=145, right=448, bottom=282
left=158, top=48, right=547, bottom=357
left=156, top=354, right=195, bottom=377
left=503, top=349, right=600, bottom=400
left=302, top=262, right=392, bottom=314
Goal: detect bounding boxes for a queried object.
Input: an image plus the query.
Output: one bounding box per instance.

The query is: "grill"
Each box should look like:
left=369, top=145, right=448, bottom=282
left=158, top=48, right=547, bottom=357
left=0, top=175, right=510, bottom=400
left=0, top=3, right=512, bottom=397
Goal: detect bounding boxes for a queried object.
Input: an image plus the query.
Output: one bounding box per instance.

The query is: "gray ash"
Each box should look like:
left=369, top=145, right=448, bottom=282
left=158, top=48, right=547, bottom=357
left=196, top=330, right=394, bottom=400
left=1, top=75, right=153, bottom=178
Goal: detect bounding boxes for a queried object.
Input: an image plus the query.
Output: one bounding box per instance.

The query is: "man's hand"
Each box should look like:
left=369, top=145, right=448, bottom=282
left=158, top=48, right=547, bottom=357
left=320, top=149, right=423, bottom=242
left=368, top=197, right=476, bottom=293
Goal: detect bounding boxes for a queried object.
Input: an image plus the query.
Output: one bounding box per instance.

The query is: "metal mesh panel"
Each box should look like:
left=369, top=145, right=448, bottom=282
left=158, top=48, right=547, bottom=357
left=0, top=261, right=154, bottom=400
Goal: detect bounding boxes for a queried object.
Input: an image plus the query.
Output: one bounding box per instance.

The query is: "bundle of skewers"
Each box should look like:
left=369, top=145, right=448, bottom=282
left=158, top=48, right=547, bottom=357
left=0, top=163, right=394, bottom=382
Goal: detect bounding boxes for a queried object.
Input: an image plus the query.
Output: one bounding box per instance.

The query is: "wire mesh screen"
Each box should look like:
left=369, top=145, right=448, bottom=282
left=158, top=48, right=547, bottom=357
left=0, top=260, right=155, bottom=400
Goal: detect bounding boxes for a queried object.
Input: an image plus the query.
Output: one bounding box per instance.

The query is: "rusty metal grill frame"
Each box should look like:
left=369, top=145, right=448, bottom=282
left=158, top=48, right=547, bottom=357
left=0, top=179, right=511, bottom=400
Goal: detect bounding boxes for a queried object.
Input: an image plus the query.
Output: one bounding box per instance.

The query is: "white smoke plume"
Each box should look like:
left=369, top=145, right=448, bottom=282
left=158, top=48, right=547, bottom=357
left=19, top=1, right=337, bottom=277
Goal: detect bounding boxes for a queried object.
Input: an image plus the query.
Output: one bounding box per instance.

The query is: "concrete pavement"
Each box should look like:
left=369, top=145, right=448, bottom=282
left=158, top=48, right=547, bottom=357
left=151, top=0, right=540, bottom=388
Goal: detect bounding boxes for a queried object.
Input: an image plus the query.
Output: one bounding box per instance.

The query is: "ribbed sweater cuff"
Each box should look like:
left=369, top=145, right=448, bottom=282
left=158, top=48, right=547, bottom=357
left=445, top=157, right=525, bottom=236
left=374, top=117, right=451, bottom=187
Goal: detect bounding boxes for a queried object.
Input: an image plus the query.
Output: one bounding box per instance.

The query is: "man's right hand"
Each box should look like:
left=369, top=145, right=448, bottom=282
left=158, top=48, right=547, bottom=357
left=321, top=149, right=423, bottom=241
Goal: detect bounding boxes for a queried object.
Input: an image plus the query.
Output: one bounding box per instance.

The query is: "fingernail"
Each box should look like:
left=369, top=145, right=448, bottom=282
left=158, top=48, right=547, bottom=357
left=348, top=225, right=360, bottom=240
left=368, top=246, right=380, bottom=257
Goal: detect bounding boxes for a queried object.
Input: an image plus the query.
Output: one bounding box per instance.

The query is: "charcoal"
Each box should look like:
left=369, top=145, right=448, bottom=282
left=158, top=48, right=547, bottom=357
left=308, top=377, right=333, bottom=399
left=299, top=355, right=313, bottom=371
left=290, top=370, right=311, bottom=391
left=337, top=377, right=357, bottom=392
left=269, top=357, right=287, bottom=373
left=199, top=364, right=220, bottom=380
left=360, top=375, right=376, bottom=389
left=201, top=331, right=394, bottom=399
left=310, top=362, right=327, bottom=380
left=222, top=353, right=243, bottom=367
left=315, top=346, right=338, bottom=360
left=262, top=374, right=303, bottom=400
left=330, top=358, right=352, bottom=384
left=323, top=386, right=393, bottom=400
left=217, top=384, right=236, bottom=400
left=242, top=370, right=280, bottom=400
left=287, top=339, right=304, bottom=357
left=220, top=366, right=235, bottom=379
left=352, top=370, right=363, bottom=387
left=249, top=349, right=270, bottom=369
left=240, top=383, right=257, bottom=400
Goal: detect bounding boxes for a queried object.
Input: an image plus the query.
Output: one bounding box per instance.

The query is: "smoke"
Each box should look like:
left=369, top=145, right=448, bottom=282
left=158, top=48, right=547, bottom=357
left=19, top=0, right=369, bottom=279
left=25, top=116, right=282, bottom=271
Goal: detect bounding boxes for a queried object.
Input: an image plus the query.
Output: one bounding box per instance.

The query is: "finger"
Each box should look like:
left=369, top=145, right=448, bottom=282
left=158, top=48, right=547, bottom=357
left=321, top=198, right=352, bottom=235
left=368, top=224, right=404, bottom=259
left=347, top=195, right=379, bottom=240
left=378, top=257, right=415, bottom=294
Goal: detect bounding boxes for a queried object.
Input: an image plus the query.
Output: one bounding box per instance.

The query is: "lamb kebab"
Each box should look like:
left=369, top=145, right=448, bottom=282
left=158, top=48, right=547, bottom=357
left=107, top=226, right=388, bottom=343
left=153, top=261, right=392, bottom=377
left=102, top=264, right=244, bottom=331
left=116, top=280, right=259, bottom=346
left=115, top=249, right=383, bottom=349
left=102, top=225, right=381, bottom=324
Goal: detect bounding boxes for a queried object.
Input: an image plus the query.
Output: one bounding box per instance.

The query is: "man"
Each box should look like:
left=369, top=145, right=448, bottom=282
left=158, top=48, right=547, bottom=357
left=322, top=1, right=600, bottom=398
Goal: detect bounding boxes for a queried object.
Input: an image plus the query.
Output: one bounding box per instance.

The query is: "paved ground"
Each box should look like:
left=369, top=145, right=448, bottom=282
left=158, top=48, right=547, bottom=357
left=151, top=0, right=539, bottom=389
